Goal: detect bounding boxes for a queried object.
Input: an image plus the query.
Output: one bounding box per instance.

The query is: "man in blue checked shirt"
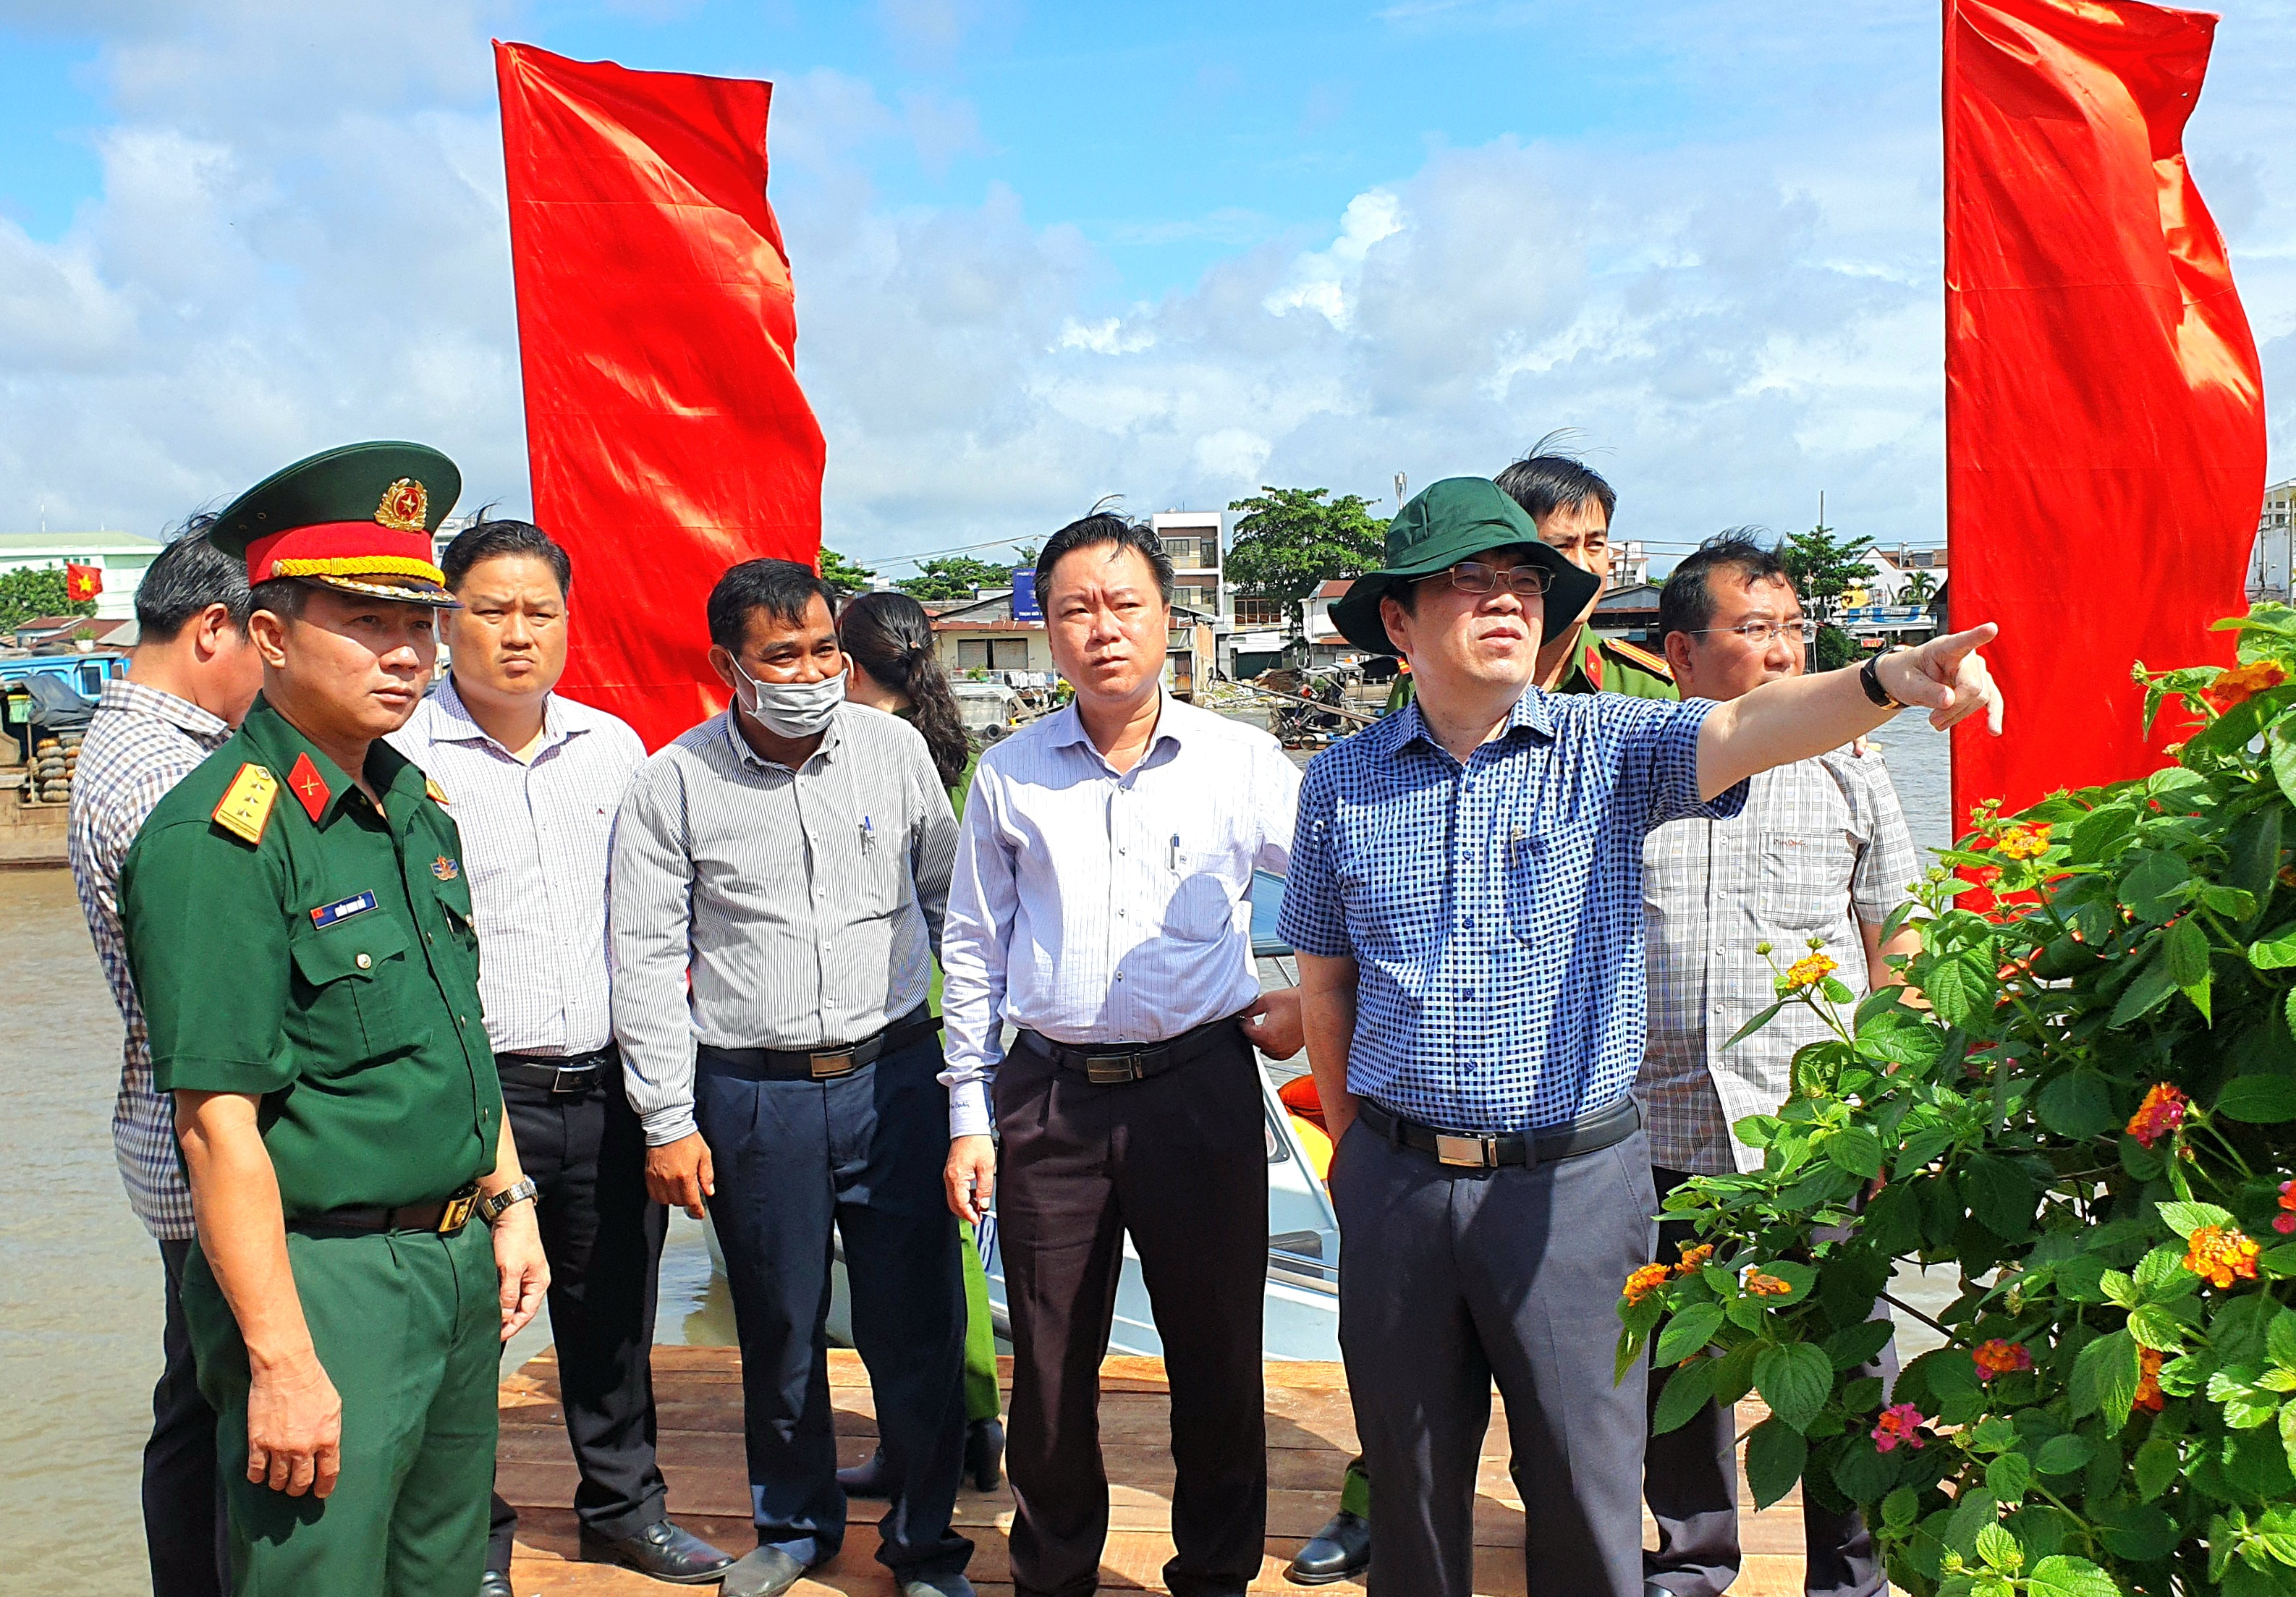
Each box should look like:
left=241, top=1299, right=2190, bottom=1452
left=1280, top=478, right=2002, bottom=1597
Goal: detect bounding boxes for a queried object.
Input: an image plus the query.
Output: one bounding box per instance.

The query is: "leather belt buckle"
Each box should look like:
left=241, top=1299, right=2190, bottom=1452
left=1085, top=1055, right=1143, bottom=1085
left=810, top=1051, right=858, bottom=1080
left=1435, top=1133, right=1495, bottom=1169
left=436, top=1192, right=479, bottom=1234
left=551, top=1066, right=593, bottom=1094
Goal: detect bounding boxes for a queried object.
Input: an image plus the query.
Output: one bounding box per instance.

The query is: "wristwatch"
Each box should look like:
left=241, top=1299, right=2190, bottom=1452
left=1859, top=648, right=1905, bottom=709
left=481, top=1177, right=540, bottom=1223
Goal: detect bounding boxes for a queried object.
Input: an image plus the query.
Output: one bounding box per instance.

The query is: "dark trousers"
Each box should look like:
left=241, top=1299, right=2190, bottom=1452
left=1645, top=1165, right=1891, bottom=1597
left=996, top=1025, right=1268, bottom=1597
left=698, top=1030, right=972, bottom=1581
left=151, top=1238, right=227, bottom=1597
left=486, top=1056, right=672, bottom=1572
left=1331, top=1114, right=1656, bottom=1597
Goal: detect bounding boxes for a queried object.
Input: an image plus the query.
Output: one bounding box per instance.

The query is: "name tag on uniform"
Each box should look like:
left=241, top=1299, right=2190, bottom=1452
left=310, top=891, right=378, bottom=929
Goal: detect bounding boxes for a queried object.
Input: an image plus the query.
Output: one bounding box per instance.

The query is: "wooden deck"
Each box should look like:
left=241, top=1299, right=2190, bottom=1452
left=499, top=1347, right=1828, bottom=1596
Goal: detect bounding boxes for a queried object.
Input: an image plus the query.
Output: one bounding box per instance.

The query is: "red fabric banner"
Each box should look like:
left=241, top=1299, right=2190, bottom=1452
left=64, top=562, right=103, bottom=601
left=495, top=41, right=826, bottom=750
left=1945, top=0, right=2264, bottom=832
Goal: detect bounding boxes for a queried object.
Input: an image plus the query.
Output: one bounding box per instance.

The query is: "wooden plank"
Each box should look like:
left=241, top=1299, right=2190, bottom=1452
left=499, top=1349, right=1844, bottom=1596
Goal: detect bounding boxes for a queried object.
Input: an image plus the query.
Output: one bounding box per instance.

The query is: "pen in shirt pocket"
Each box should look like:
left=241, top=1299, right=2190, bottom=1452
left=860, top=815, right=878, bottom=855
left=1168, top=833, right=1180, bottom=871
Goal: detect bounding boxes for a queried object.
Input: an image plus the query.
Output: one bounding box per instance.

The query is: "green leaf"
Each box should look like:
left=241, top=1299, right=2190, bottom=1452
left=2094, top=1501, right=2178, bottom=1563
left=1651, top=1356, right=1719, bottom=1437
left=1924, top=954, right=1986, bottom=1029
left=1985, top=1450, right=2032, bottom=1501
left=2033, top=1433, right=2094, bottom=1476
left=2133, top=1436, right=2179, bottom=1502
left=1974, top=1520, right=2022, bottom=1574
left=1820, top=975, right=1855, bottom=1005
left=2024, top=1554, right=2123, bottom=1597
left=2070, top=1329, right=2140, bottom=1428
left=2279, top=1401, right=2296, bottom=1482
left=1823, top=1318, right=1896, bottom=1373
left=1964, top=1153, right=2036, bottom=1240
left=1754, top=1342, right=1833, bottom=1434
left=2166, top=914, right=2212, bottom=986
left=1945, top=1488, right=1999, bottom=1556
left=2267, top=1242, right=2296, bottom=1279
left=1742, top=1417, right=1808, bottom=1511
left=2270, top=1308, right=2296, bottom=1373
left=1831, top=1433, right=1899, bottom=1504
left=2218, top=1075, right=2296, bottom=1124
left=1881, top=1486, right=1920, bottom=1530
left=1823, top=1125, right=1884, bottom=1179
left=2109, top=953, right=2180, bottom=1027
left=2122, top=848, right=2195, bottom=923
left=2227, top=805, right=2284, bottom=926
left=2036, top=1072, right=2117, bottom=1140
left=2208, top=1368, right=2282, bottom=1429
left=1724, top=1000, right=1787, bottom=1049
left=2128, top=1303, right=2188, bottom=1352
left=1653, top=1304, right=1726, bottom=1368
left=2159, top=1199, right=2235, bottom=1238
left=2250, top=924, right=2296, bottom=970
left=2133, top=1243, right=2199, bottom=1300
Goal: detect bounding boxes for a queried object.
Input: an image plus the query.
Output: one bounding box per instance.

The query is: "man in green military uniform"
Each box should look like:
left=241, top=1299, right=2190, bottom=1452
left=122, top=442, right=549, bottom=1597
left=1295, top=443, right=1675, bottom=1587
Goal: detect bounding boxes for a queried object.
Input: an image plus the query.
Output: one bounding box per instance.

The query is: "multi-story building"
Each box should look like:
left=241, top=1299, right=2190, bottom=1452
left=2251, top=480, right=2295, bottom=603
left=1151, top=510, right=1225, bottom=622
left=0, top=531, right=165, bottom=623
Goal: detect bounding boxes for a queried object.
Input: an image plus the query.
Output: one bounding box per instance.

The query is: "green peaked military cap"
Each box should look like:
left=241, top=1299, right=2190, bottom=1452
left=1328, top=476, right=1602, bottom=656
left=211, top=441, right=462, bottom=608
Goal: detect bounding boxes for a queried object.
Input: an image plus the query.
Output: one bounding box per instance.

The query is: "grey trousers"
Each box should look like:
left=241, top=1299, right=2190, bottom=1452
left=1330, top=1112, right=1656, bottom=1597
left=1645, top=1164, right=1892, bottom=1597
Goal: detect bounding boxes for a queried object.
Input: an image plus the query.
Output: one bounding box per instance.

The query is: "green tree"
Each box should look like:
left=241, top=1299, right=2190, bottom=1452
left=1779, top=521, right=1877, bottom=624
left=1902, top=569, right=1939, bottom=608
left=894, top=555, right=1013, bottom=603
left=0, top=566, right=97, bottom=632
left=818, top=548, right=876, bottom=596
left=1224, top=487, right=1390, bottom=632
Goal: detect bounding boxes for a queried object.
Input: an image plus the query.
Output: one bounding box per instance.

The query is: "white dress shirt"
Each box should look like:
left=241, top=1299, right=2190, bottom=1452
left=388, top=675, right=646, bottom=1058
left=939, top=692, right=1300, bottom=1138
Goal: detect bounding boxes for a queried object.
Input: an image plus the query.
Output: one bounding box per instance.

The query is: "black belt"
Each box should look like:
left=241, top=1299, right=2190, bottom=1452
left=697, top=1012, right=941, bottom=1083
left=497, top=1046, right=618, bottom=1096
left=1355, top=1094, right=1643, bottom=1169
left=1022, top=1014, right=1246, bottom=1085
left=290, top=1183, right=482, bottom=1237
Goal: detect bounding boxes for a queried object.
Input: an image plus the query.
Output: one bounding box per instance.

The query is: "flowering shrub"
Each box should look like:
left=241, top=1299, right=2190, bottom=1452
left=1617, top=608, right=2296, bottom=1597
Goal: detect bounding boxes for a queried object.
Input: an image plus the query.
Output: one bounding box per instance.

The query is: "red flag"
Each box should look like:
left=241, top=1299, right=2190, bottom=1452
left=495, top=42, right=826, bottom=750
left=1945, top=0, right=2266, bottom=832
left=64, top=562, right=102, bottom=602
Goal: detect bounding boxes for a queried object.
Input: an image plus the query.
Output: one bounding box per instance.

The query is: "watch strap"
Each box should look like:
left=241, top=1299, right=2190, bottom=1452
left=1858, top=651, right=1902, bottom=708
left=481, top=1177, right=539, bottom=1223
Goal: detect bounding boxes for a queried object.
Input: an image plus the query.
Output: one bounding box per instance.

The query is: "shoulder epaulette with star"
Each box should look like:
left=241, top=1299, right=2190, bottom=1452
left=210, top=763, right=280, bottom=846
left=1603, top=637, right=1674, bottom=682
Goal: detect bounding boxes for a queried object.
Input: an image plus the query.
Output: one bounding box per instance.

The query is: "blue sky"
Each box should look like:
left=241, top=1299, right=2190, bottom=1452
left=0, top=0, right=2291, bottom=569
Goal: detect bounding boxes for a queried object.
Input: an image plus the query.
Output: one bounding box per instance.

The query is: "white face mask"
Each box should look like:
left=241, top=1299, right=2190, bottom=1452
left=732, top=659, right=846, bottom=737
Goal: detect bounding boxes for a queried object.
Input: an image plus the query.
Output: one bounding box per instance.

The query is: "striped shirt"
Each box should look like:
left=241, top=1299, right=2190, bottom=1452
left=611, top=703, right=958, bottom=1146
left=1638, top=747, right=1918, bottom=1174
left=939, top=693, right=1300, bottom=1140
left=1278, top=689, right=1745, bottom=1133
left=387, top=676, right=646, bottom=1057
left=67, top=679, right=232, bottom=1240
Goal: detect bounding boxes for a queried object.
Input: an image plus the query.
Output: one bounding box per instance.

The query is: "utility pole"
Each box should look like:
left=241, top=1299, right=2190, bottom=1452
left=1394, top=472, right=1407, bottom=511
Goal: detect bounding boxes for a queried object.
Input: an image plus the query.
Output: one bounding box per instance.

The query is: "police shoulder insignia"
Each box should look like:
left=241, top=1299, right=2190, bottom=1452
left=425, top=776, right=450, bottom=807
left=1606, top=637, right=1674, bottom=680
left=211, top=763, right=280, bottom=845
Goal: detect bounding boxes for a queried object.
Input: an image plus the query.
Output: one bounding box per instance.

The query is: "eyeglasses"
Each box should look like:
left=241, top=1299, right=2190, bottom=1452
left=1415, top=562, right=1554, bottom=598
left=1690, top=619, right=1819, bottom=645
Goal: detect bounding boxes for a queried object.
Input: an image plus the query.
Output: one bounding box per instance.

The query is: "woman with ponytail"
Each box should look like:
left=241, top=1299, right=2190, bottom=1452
left=839, top=590, right=977, bottom=807
left=834, top=590, right=1003, bottom=1492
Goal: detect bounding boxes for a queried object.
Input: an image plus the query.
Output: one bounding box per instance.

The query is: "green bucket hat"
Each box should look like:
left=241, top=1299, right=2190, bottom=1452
left=1329, top=477, right=1603, bottom=656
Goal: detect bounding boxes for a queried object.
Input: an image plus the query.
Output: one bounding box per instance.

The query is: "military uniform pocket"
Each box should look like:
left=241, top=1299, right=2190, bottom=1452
left=289, top=915, right=432, bottom=1072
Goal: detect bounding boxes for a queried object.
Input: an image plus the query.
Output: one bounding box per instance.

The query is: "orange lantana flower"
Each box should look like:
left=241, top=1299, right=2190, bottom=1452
left=1623, top=1264, right=1671, bottom=1305
left=2126, top=1084, right=2189, bottom=1150
left=2185, top=1224, right=2262, bottom=1289
left=1674, top=1244, right=1714, bottom=1274
left=2134, top=1347, right=2166, bottom=1414
left=2207, top=661, right=2287, bottom=711
left=1996, top=823, right=2053, bottom=861
left=1785, top=953, right=1838, bottom=990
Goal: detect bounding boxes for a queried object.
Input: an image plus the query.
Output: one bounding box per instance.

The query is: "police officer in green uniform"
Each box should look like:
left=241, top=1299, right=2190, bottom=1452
left=121, top=442, right=550, bottom=1597
left=1295, top=444, right=1674, bottom=1587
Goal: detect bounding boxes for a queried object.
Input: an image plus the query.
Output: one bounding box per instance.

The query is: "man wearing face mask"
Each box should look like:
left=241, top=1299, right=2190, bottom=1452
left=609, top=559, right=973, bottom=1597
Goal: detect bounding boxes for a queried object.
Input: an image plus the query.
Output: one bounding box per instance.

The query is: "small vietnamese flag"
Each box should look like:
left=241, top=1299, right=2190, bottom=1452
left=64, top=563, right=102, bottom=602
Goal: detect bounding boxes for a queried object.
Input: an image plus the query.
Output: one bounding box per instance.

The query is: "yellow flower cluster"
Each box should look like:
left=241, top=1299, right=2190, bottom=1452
left=2185, top=1224, right=2262, bottom=1289
left=1742, top=1271, right=1793, bottom=1297
left=1996, top=823, right=2053, bottom=861
left=1622, top=1263, right=1671, bottom=1305
left=1784, top=953, right=1838, bottom=990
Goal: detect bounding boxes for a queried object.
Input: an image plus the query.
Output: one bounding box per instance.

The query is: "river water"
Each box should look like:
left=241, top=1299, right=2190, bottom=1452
left=1, top=709, right=1957, bottom=1593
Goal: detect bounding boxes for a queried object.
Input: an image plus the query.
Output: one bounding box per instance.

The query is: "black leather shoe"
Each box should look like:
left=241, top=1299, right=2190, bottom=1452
left=719, top=1546, right=810, bottom=1597
left=578, top=1518, right=737, bottom=1584
left=965, top=1416, right=1005, bottom=1491
left=1286, top=1509, right=1371, bottom=1585
left=838, top=1446, right=892, bottom=1498
left=478, top=1573, right=514, bottom=1597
